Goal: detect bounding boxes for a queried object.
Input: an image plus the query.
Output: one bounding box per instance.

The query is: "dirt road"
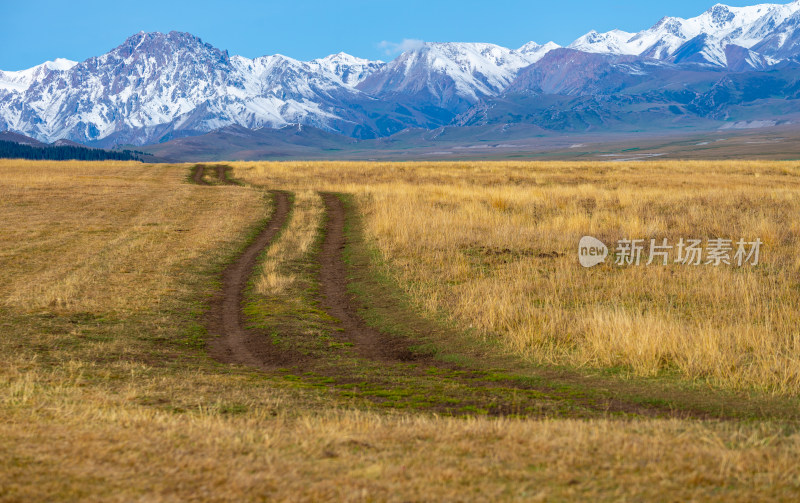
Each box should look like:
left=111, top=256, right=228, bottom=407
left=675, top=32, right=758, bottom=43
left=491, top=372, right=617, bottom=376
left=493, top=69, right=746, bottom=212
left=191, top=169, right=787, bottom=420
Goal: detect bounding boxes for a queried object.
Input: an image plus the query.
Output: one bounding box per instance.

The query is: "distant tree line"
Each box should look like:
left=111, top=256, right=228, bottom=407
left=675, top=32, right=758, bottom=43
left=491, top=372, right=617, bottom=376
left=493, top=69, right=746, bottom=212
left=0, top=140, right=145, bottom=161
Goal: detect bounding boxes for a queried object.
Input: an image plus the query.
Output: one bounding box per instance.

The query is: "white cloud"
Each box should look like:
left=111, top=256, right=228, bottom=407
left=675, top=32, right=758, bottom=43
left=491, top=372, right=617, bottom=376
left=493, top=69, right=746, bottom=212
left=378, top=38, right=426, bottom=56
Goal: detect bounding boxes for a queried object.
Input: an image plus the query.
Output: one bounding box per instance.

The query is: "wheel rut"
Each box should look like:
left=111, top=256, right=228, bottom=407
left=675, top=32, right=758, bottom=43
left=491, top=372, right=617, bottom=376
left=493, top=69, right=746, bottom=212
left=207, top=190, right=294, bottom=370
left=312, top=192, right=728, bottom=420
left=190, top=164, right=237, bottom=185
left=190, top=164, right=210, bottom=185
left=319, top=193, right=419, bottom=362
left=214, top=164, right=236, bottom=185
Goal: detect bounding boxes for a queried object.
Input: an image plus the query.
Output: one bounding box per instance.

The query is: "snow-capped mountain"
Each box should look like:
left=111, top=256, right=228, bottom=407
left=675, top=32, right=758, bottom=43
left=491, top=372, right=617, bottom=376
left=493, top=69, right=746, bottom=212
left=570, top=30, right=638, bottom=56
left=356, top=42, right=559, bottom=112
left=0, top=32, right=382, bottom=145
left=517, top=41, right=562, bottom=63
left=0, top=35, right=562, bottom=144
left=752, top=8, right=800, bottom=58
left=0, top=59, right=77, bottom=92
left=2, top=1, right=800, bottom=147
left=308, top=53, right=385, bottom=87
left=568, top=1, right=800, bottom=67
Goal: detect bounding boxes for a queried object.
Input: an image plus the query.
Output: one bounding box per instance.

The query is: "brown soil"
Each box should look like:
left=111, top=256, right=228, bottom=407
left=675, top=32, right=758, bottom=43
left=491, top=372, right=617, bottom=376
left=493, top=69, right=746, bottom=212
left=214, top=165, right=236, bottom=185
left=318, top=193, right=420, bottom=362
left=190, top=164, right=237, bottom=186
left=190, top=164, right=209, bottom=185
left=207, top=190, right=295, bottom=369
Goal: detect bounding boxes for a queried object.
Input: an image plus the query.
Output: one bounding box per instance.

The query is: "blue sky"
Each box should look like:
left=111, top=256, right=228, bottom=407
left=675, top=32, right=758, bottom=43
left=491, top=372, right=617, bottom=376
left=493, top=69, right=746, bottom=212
left=0, top=0, right=784, bottom=70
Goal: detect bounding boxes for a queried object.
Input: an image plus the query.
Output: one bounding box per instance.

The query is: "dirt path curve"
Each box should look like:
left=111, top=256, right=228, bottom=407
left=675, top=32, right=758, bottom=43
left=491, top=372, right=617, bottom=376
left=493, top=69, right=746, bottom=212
left=190, top=167, right=739, bottom=419
left=207, top=190, right=293, bottom=369
left=319, top=193, right=419, bottom=362
left=190, top=164, right=237, bottom=185
left=190, top=165, right=209, bottom=185
left=215, top=165, right=236, bottom=185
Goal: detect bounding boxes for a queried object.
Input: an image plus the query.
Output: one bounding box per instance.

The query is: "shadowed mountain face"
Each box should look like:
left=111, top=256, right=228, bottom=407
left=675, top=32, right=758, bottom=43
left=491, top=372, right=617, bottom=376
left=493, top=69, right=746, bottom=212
left=3, top=2, right=800, bottom=148
left=503, top=49, right=659, bottom=96
left=461, top=51, right=800, bottom=132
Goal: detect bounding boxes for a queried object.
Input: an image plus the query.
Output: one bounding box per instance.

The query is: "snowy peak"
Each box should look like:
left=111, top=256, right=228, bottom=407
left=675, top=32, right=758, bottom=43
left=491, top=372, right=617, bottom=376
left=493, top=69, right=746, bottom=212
left=308, top=52, right=385, bottom=86
left=43, top=59, right=78, bottom=71
left=357, top=41, right=553, bottom=108
left=688, top=2, right=797, bottom=47
left=414, top=42, right=536, bottom=81
left=569, top=30, right=637, bottom=55
left=516, top=41, right=561, bottom=63
left=704, top=3, right=738, bottom=27
left=94, top=30, right=231, bottom=72
left=112, top=31, right=227, bottom=58
left=568, top=1, right=800, bottom=66
left=0, top=59, right=77, bottom=92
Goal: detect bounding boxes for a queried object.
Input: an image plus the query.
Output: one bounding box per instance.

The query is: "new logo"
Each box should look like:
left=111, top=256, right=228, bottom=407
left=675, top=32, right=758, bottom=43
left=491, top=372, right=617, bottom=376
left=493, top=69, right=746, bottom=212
left=579, top=236, right=608, bottom=268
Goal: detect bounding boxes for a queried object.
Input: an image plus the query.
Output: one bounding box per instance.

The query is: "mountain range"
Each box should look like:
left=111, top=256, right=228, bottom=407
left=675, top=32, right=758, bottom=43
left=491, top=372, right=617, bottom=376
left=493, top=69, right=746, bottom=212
left=3, top=1, right=800, bottom=149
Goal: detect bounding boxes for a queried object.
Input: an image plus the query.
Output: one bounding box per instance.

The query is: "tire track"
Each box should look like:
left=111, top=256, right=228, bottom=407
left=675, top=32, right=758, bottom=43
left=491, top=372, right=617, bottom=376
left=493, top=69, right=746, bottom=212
left=190, top=164, right=237, bottom=186
left=190, top=164, right=210, bottom=185
left=319, top=193, right=419, bottom=362
left=207, top=190, right=294, bottom=369
left=214, top=165, right=236, bottom=185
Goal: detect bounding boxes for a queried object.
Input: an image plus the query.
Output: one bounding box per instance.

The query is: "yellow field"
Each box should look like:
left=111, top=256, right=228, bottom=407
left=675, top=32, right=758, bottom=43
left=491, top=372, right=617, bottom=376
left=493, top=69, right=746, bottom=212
left=235, top=160, right=800, bottom=394
left=0, top=159, right=265, bottom=314
left=2, top=159, right=800, bottom=501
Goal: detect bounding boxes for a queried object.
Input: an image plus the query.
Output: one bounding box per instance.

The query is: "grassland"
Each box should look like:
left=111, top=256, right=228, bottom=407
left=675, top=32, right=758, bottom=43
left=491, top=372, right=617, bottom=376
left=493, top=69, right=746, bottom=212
left=1, top=159, right=800, bottom=501
left=236, top=160, right=800, bottom=394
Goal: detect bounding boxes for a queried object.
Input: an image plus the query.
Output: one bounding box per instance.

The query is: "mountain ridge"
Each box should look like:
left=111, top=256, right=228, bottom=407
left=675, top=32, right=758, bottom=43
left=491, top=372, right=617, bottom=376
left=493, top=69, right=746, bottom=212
left=2, top=1, right=800, bottom=147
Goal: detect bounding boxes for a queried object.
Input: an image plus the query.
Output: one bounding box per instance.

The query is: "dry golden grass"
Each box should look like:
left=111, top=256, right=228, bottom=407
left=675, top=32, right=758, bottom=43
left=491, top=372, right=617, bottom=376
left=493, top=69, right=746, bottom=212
left=0, top=159, right=266, bottom=314
left=235, top=160, right=800, bottom=394
left=4, top=351, right=800, bottom=501
left=255, top=190, right=323, bottom=296
left=4, top=386, right=800, bottom=502
left=2, top=160, right=800, bottom=501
